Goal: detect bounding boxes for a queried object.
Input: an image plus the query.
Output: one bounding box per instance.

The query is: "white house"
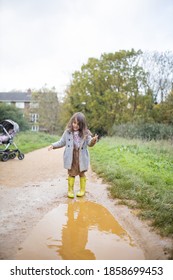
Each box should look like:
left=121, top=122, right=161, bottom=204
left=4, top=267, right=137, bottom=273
left=0, top=89, right=39, bottom=131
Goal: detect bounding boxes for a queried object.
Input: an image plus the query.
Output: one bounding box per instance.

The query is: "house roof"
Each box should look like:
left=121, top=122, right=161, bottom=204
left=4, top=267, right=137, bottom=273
left=0, top=91, right=31, bottom=102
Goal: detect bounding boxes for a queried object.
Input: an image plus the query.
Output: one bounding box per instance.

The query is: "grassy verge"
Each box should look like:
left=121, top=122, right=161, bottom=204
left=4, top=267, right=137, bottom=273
left=90, top=137, right=173, bottom=237
left=15, top=131, right=58, bottom=154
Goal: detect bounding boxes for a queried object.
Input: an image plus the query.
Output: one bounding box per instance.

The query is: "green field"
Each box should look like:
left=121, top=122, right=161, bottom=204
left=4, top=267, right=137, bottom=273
left=15, top=131, right=58, bottom=154
left=90, top=137, right=173, bottom=237
left=15, top=132, right=173, bottom=237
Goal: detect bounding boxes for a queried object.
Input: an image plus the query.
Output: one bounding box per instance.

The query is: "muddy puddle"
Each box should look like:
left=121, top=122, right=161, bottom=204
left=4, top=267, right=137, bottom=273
left=16, top=200, right=145, bottom=260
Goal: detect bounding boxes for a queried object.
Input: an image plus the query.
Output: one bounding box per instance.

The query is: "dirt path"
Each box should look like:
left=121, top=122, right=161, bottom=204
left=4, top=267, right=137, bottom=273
left=0, top=147, right=172, bottom=259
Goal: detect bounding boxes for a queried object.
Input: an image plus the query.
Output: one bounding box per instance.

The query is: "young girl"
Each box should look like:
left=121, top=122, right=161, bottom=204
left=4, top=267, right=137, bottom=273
left=48, top=112, right=98, bottom=198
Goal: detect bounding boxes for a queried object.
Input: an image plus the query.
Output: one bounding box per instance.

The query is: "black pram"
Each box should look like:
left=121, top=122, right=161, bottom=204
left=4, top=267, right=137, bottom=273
left=0, top=119, right=24, bottom=161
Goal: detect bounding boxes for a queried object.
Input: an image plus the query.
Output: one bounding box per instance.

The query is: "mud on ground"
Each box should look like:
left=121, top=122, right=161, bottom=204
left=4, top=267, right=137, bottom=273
left=0, top=147, right=172, bottom=260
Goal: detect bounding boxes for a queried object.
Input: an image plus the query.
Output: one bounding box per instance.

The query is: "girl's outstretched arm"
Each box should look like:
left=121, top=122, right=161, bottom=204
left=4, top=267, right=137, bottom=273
left=48, top=130, right=67, bottom=151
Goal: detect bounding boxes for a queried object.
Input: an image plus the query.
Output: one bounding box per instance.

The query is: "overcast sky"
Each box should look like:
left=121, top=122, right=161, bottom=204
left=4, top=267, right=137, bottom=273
left=0, top=0, right=173, bottom=95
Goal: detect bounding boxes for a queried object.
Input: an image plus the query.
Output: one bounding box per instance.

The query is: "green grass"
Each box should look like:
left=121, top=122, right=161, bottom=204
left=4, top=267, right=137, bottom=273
left=90, top=137, right=173, bottom=237
left=15, top=131, right=58, bottom=154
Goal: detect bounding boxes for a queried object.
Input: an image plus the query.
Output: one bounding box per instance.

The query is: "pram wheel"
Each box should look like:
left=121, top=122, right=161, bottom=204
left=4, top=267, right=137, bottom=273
left=18, top=153, right=24, bottom=160
left=1, top=153, right=9, bottom=162
left=9, top=152, right=16, bottom=159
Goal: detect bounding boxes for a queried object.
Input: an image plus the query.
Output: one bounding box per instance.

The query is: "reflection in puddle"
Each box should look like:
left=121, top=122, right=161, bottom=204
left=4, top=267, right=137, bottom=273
left=16, top=201, right=145, bottom=260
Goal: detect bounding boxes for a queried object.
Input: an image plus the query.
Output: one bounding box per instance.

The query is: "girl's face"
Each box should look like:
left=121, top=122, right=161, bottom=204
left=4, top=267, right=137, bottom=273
left=72, top=118, right=79, bottom=131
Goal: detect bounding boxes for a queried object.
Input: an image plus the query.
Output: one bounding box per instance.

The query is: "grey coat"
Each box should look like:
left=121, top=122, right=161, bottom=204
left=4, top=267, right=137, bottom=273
left=52, top=129, right=95, bottom=172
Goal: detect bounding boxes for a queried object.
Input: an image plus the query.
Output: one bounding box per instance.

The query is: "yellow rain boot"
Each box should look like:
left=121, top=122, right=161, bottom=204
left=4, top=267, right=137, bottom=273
left=77, top=176, right=86, bottom=197
left=68, top=176, right=75, bottom=198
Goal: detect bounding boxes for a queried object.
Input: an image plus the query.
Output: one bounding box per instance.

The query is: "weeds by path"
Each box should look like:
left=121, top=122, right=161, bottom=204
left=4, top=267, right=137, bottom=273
left=90, top=137, right=173, bottom=237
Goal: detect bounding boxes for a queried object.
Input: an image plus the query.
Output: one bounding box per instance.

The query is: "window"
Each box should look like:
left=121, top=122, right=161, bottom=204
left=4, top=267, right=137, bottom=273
left=31, top=125, right=39, bottom=131
left=30, top=113, right=39, bottom=123
left=16, top=102, right=25, bottom=109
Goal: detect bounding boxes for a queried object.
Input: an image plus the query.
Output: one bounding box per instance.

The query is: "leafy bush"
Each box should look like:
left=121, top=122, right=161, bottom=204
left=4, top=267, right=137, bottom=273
left=0, top=103, right=29, bottom=130
left=111, top=123, right=173, bottom=140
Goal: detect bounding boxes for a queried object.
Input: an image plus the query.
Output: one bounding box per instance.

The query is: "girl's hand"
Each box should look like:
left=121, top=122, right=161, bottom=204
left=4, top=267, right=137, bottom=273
left=48, top=145, right=53, bottom=151
left=92, top=134, right=98, bottom=144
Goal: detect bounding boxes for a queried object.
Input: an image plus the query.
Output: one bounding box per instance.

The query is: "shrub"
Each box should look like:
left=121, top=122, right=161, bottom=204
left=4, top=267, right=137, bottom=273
left=111, top=123, right=173, bottom=140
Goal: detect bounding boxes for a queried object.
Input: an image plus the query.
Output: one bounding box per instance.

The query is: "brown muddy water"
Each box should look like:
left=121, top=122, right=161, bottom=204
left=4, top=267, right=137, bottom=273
left=16, top=201, right=144, bottom=260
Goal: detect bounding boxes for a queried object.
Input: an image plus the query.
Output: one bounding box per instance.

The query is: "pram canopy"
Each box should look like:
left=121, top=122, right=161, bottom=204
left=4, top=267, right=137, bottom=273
left=0, top=119, right=19, bottom=134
